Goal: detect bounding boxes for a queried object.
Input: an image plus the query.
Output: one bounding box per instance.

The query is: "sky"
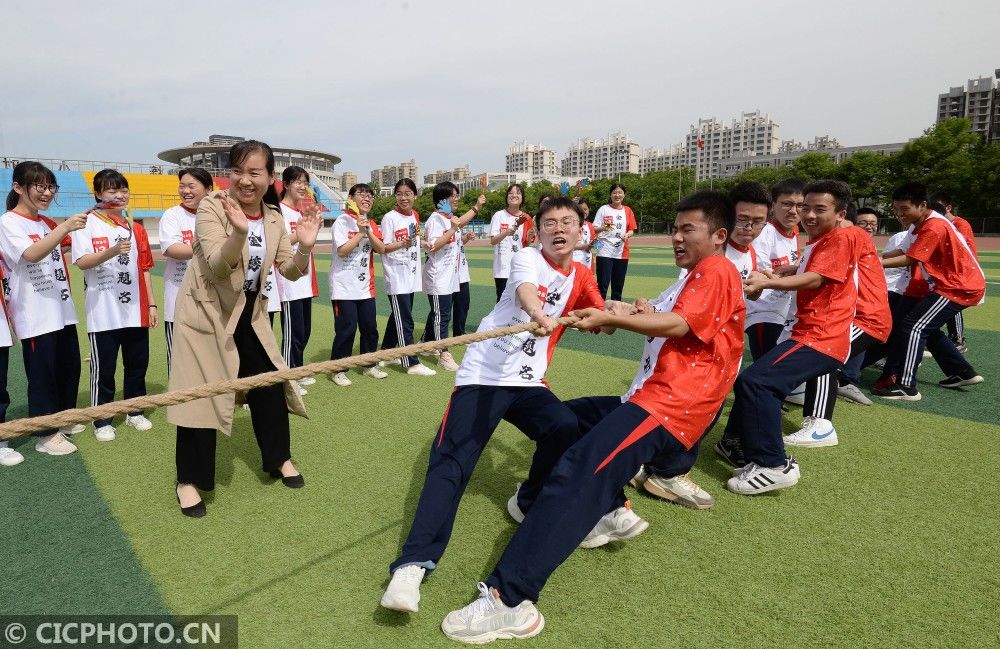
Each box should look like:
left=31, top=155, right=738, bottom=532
left=2, top=0, right=999, bottom=179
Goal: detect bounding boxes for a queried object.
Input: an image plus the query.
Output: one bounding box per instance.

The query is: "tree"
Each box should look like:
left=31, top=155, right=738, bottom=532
left=887, top=118, right=979, bottom=200
left=836, top=150, right=890, bottom=207
left=791, top=152, right=838, bottom=181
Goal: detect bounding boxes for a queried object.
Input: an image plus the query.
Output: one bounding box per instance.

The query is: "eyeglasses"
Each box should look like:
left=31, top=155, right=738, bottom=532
left=353, top=192, right=374, bottom=200
left=735, top=218, right=767, bottom=230
left=540, top=217, right=579, bottom=232
left=32, top=183, right=59, bottom=194
left=394, top=191, right=415, bottom=198
left=777, top=200, right=806, bottom=211
left=290, top=180, right=309, bottom=188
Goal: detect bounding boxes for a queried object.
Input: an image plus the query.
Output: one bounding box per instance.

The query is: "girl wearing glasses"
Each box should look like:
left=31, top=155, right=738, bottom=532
left=0, top=162, right=87, bottom=462
left=71, top=169, right=156, bottom=443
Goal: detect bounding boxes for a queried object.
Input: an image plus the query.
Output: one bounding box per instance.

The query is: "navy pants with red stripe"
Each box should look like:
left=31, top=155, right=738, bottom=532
left=389, top=385, right=580, bottom=574
left=724, top=340, right=842, bottom=467
left=879, top=292, right=973, bottom=388
left=486, top=398, right=687, bottom=605
left=22, top=325, right=81, bottom=436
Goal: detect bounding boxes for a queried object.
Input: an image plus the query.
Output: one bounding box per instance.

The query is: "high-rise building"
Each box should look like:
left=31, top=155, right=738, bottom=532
left=638, top=144, right=686, bottom=174
left=937, top=73, right=1000, bottom=143
left=716, top=140, right=906, bottom=179
left=340, top=171, right=358, bottom=191
left=370, top=159, right=419, bottom=190
left=423, top=165, right=470, bottom=186
left=506, top=142, right=557, bottom=178
left=560, top=132, right=640, bottom=179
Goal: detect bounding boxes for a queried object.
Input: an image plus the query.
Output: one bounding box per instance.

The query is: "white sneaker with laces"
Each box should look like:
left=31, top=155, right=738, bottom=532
left=35, top=432, right=78, bottom=455
left=380, top=565, right=426, bottom=612
left=441, top=582, right=544, bottom=644
left=363, top=366, right=388, bottom=379
left=407, top=363, right=436, bottom=377
left=59, top=424, right=86, bottom=436
left=784, top=417, right=838, bottom=448
left=298, top=376, right=317, bottom=386
left=643, top=472, right=715, bottom=509
left=94, top=425, right=117, bottom=442
left=331, top=372, right=352, bottom=386
left=0, top=445, right=25, bottom=466
left=507, top=482, right=525, bottom=523
left=837, top=383, right=873, bottom=406
left=125, top=414, right=153, bottom=431
left=784, top=383, right=806, bottom=406
left=727, top=458, right=800, bottom=495
left=579, top=502, right=649, bottom=549
left=438, top=351, right=459, bottom=372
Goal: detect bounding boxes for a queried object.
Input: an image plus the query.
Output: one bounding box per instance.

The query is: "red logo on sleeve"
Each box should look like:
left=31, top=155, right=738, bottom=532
left=181, top=230, right=193, bottom=246
left=92, top=237, right=110, bottom=253
left=536, top=285, right=548, bottom=302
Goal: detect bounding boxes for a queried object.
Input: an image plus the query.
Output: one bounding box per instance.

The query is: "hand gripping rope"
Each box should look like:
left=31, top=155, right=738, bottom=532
left=0, top=316, right=582, bottom=441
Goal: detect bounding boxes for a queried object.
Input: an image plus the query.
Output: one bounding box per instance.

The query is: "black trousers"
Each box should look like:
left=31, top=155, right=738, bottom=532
left=494, top=277, right=507, bottom=303
left=595, top=256, right=629, bottom=301
left=331, top=298, right=378, bottom=362
left=804, top=328, right=878, bottom=420
left=280, top=297, right=313, bottom=369
left=745, top=322, right=785, bottom=362
left=382, top=293, right=419, bottom=368
left=0, top=346, right=9, bottom=424
left=452, top=282, right=470, bottom=336
left=89, top=327, right=149, bottom=428
left=175, top=292, right=292, bottom=491
left=22, top=325, right=81, bottom=436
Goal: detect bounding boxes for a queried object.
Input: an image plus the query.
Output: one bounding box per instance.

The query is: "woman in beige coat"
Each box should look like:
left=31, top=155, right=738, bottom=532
left=169, top=140, right=321, bottom=518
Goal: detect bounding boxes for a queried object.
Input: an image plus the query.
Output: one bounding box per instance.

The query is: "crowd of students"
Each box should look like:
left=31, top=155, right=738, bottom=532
left=0, top=154, right=987, bottom=643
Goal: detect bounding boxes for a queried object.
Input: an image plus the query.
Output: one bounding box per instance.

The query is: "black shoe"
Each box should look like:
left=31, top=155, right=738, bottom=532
left=175, top=483, right=206, bottom=518
left=872, top=382, right=922, bottom=401
left=714, top=436, right=745, bottom=468
left=939, top=372, right=983, bottom=389
left=269, top=469, right=305, bottom=488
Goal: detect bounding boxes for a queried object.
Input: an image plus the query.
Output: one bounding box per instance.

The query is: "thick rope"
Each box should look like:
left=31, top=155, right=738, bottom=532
left=0, top=316, right=581, bottom=440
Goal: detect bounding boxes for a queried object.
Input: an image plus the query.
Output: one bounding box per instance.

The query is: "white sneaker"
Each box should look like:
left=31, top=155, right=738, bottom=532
left=94, top=425, right=117, bottom=442
left=59, top=424, right=86, bottom=436
left=784, top=417, right=838, bottom=448
left=438, top=351, right=459, bottom=372
left=629, top=465, right=648, bottom=489
left=0, top=445, right=25, bottom=466
left=837, top=384, right=873, bottom=406
left=643, top=473, right=715, bottom=509
left=35, top=432, right=78, bottom=455
left=298, top=376, right=317, bottom=386
left=922, top=349, right=933, bottom=359
left=507, top=482, right=525, bottom=523
left=441, top=582, right=544, bottom=644
left=380, top=565, right=426, bottom=612
left=407, top=364, right=436, bottom=377
left=873, top=358, right=886, bottom=370
left=727, top=458, right=800, bottom=495
left=579, top=502, right=649, bottom=549
left=297, top=385, right=308, bottom=396
left=784, top=383, right=806, bottom=406
left=331, top=372, right=352, bottom=386
left=418, top=349, right=440, bottom=358
left=363, top=366, right=388, bottom=379
left=125, top=414, right=153, bottom=431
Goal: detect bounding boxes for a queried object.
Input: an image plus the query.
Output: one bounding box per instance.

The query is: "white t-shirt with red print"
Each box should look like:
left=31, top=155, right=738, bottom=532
left=573, top=221, right=598, bottom=268
left=158, top=204, right=197, bottom=322
left=331, top=213, right=383, bottom=301
left=276, top=203, right=319, bottom=302
left=379, top=209, right=422, bottom=295
left=489, top=209, right=531, bottom=278
left=422, top=211, right=461, bottom=296
left=593, top=204, right=637, bottom=260
left=745, top=221, right=800, bottom=328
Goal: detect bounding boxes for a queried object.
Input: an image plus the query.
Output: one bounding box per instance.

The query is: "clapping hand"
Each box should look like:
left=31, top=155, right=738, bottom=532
left=296, top=205, right=323, bottom=249
left=220, top=192, right=250, bottom=234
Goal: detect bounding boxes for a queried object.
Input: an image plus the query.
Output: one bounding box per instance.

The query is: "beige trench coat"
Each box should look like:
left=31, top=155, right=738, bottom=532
left=166, top=191, right=307, bottom=434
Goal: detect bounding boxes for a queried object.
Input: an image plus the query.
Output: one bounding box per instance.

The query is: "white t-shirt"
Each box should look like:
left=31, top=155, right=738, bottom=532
left=242, top=216, right=267, bottom=293
left=745, top=222, right=800, bottom=328
left=573, top=221, right=597, bottom=268
left=158, top=204, right=197, bottom=322
left=456, top=247, right=602, bottom=387
left=678, top=242, right=757, bottom=285
left=380, top=209, right=422, bottom=295
left=0, top=273, right=14, bottom=348
left=331, top=213, right=381, bottom=300
left=489, top=209, right=528, bottom=278
left=0, top=211, right=78, bottom=339
left=458, top=228, right=470, bottom=285
left=276, top=203, right=318, bottom=302
left=71, top=213, right=145, bottom=333
left=263, top=266, right=280, bottom=312
left=593, top=205, right=632, bottom=259
left=883, top=229, right=910, bottom=294
left=422, top=211, right=461, bottom=296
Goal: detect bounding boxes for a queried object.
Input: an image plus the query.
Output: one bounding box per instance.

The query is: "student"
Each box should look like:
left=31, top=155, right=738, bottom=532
left=160, top=167, right=213, bottom=371
left=452, top=226, right=475, bottom=336
left=276, top=166, right=319, bottom=389
left=783, top=213, right=890, bottom=447
left=329, top=184, right=386, bottom=386
left=437, top=191, right=745, bottom=643
left=489, top=184, right=532, bottom=301
left=380, top=197, right=608, bottom=615
left=875, top=183, right=985, bottom=400
left=722, top=180, right=858, bottom=491
left=633, top=182, right=769, bottom=509
left=169, top=140, right=322, bottom=518
left=572, top=197, right=597, bottom=269
left=928, top=192, right=977, bottom=353
left=420, top=182, right=485, bottom=372
left=592, top=183, right=637, bottom=300
left=0, top=266, right=15, bottom=465
left=0, top=162, right=86, bottom=457
left=71, top=169, right=156, bottom=442
left=743, top=178, right=804, bottom=361
left=379, top=178, right=435, bottom=376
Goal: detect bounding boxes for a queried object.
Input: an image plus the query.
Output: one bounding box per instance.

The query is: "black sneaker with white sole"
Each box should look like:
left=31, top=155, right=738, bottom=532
left=872, top=382, right=921, bottom=401
left=714, top=436, right=746, bottom=468
left=939, top=372, right=984, bottom=389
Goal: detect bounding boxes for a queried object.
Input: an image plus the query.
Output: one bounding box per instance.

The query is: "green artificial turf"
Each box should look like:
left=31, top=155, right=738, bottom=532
left=3, top=243, right=997, bottom=648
